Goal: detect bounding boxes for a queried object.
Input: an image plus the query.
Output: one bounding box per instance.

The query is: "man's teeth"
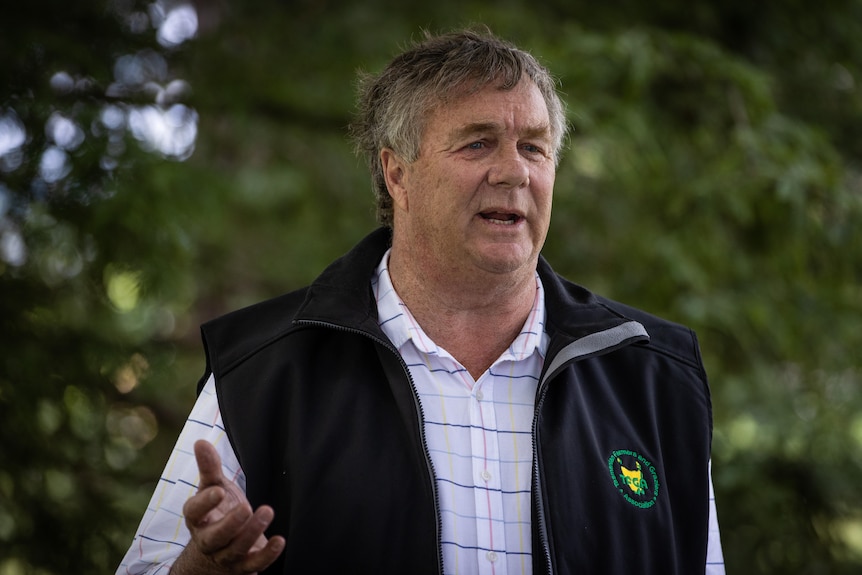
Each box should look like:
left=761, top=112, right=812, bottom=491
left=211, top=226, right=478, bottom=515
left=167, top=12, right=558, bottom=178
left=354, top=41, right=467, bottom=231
left=481, top=213, right=518, bottom=224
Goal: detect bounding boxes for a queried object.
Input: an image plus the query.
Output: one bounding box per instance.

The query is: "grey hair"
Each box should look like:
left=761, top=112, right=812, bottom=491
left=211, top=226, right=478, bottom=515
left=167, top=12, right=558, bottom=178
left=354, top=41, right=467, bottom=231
left=350, top=27, right=568, bottom=228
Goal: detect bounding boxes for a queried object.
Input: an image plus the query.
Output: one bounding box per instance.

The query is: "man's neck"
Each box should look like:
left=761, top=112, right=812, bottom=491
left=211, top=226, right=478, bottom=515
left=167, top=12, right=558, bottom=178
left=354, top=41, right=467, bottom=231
left=387, top=251, right=537, bottom=379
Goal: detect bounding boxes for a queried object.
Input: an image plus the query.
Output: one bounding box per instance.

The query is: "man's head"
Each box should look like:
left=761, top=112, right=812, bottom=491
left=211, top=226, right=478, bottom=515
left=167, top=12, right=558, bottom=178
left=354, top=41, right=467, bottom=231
left=351, top=28, right=568, bottom=228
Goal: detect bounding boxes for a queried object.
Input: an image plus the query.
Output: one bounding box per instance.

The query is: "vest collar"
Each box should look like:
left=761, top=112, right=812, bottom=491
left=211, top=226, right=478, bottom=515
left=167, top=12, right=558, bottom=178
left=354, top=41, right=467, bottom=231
left=295, top=227, right=647, bottom=348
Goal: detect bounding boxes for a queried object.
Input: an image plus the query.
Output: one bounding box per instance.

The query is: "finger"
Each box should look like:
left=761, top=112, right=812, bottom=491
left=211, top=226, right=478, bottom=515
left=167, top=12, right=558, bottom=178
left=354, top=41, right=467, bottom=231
left=206, top=505, right=274, bottom=567
left=229, top=507, right=285, bottom=572
left=194, top=439, right=226, bottom=489
left=225, top=505, right=276, bottom=557
left=241, top=534, right=286, bottom=573
left=182, top=485, right=226, bottom=525
left=195, top=501, right=255, bottom=556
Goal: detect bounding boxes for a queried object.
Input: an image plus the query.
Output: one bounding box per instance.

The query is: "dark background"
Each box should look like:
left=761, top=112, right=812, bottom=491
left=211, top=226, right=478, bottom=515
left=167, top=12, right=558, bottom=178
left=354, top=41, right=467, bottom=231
left=2, top=1, right=861, bottom=572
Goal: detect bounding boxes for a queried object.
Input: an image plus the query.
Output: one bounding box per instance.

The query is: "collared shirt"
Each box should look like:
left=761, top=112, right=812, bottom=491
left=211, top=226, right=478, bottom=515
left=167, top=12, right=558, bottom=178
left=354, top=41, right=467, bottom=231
left=372, top=250, right=547, bottom=575
left=117, top=253, right=726, bottom=574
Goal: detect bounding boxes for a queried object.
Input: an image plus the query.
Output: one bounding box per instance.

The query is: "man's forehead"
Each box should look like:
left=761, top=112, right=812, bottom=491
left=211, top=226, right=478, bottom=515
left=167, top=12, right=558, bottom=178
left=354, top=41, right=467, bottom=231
left=428, top=81, right=550, bottom=136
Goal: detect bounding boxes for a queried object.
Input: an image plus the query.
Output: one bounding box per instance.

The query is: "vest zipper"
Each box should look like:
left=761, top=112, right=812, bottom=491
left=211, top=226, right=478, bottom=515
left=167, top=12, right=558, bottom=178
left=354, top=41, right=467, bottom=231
left=294, top=319, right=444, bottom=575
left=532, top=378, right=555, bottom=575
left=532, top=320, right=651, bottom=575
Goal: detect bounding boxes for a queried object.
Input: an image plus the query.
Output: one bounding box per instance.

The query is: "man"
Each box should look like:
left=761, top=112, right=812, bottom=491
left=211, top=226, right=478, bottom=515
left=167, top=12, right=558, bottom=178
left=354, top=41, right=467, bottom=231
left=119, top=28, right=725, bottom=574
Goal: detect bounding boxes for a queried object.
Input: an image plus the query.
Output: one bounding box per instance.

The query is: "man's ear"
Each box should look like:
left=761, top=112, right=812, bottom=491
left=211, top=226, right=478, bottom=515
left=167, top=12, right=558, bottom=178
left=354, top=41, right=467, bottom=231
left=380, top=148, right=409, bottom=212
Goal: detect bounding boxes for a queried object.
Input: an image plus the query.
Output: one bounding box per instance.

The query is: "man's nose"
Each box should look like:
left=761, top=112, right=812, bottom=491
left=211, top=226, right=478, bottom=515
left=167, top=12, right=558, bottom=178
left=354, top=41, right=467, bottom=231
left=487, top=145, right=529, bottom=189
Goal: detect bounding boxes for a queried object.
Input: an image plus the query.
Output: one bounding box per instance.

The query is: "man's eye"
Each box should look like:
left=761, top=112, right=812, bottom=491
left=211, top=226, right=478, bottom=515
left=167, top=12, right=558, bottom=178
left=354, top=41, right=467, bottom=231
left=522, top=144, right=541, bottom=153
left=467, top=141, right=484, bottom=150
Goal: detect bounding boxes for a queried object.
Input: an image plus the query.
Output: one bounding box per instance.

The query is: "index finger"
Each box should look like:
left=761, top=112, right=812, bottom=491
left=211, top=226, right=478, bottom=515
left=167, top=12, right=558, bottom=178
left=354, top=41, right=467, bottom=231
left=193, top=439, right=226, bottom=489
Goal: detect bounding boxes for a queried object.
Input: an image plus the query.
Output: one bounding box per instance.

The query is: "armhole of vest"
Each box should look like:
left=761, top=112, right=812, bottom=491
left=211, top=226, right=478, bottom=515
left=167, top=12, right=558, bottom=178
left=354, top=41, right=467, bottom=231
left=196, top=325, right=214, bottom=396
left=690, top=328, right=715, bottom=448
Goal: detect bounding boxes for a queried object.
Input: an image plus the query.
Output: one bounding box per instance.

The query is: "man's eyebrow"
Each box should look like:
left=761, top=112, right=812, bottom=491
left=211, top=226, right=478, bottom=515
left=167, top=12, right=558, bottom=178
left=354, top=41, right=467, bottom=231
left=448, top=122, right=502, bottom=141
left=520, top=123, right=553, bottom=140
left=448, top=121, right=552, bottom=142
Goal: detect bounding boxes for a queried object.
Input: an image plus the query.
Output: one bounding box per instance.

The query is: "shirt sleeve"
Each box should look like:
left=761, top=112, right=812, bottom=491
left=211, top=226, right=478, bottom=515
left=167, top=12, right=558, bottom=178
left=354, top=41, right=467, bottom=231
left=115, top=374, right=245, bottom=575
left=706, top=459, right=726, bottom=574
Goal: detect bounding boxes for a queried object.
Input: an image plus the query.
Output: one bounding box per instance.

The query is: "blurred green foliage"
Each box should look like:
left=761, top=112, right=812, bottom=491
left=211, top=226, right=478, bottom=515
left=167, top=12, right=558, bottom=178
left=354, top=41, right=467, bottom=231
left=1, top=1, right=861, bottom=573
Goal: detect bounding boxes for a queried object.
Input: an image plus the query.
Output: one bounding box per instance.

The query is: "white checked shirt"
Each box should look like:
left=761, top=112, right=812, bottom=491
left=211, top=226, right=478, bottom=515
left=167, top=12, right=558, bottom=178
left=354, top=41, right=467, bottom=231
left=118, top=252, right=725, bottom=575
left=372, top=250, right=546, bottom=575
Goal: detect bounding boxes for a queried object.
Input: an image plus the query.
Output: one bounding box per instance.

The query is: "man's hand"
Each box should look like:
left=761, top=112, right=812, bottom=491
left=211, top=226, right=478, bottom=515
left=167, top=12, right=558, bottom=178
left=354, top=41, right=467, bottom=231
left=171, top=440, right=285, bottom=575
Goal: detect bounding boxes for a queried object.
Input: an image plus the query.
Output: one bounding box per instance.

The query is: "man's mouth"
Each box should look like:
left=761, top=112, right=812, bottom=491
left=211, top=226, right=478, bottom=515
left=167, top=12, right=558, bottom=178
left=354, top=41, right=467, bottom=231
left=479, top=211, right=522, bottom=225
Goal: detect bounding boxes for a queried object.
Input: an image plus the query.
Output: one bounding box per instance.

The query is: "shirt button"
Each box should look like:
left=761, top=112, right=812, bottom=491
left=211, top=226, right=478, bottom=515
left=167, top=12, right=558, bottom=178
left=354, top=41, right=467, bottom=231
left=475, top=390, right=484, bottom=401
left=481, top=470, right=492, bottom=482
left=486, top=551, right=498, bottom=563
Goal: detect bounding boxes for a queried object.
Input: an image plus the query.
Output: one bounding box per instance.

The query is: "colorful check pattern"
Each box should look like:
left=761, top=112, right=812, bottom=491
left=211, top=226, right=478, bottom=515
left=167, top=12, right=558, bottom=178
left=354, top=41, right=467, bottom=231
left=372, top=252, right=546, bottom=575
left=118, top=375, right=239, bottom=574
left=707, top=460, right=726, bottom=574
left=117, top=252, right=725, bottom=574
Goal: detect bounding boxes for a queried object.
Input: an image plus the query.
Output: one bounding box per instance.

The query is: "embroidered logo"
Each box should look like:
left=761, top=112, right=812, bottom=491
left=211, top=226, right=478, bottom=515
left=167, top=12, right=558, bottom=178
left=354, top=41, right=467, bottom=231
left=608, top=449, right=659, bottom=509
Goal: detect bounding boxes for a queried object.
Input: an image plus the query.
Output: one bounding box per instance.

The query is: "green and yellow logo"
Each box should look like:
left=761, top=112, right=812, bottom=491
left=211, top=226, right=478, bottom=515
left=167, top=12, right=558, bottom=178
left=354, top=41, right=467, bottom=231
left=608, top=449, right=660, bottom=509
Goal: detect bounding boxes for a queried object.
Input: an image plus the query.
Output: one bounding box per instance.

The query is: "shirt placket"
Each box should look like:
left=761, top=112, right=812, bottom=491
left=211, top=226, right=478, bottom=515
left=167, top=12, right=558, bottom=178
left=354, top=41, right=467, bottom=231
left=471, top=377, right=508, bottom=575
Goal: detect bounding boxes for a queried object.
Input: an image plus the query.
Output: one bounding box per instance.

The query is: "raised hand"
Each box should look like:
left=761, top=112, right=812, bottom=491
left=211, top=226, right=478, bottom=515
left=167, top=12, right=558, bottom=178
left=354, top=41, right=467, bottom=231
left=171, top=440, right=285, bottom=575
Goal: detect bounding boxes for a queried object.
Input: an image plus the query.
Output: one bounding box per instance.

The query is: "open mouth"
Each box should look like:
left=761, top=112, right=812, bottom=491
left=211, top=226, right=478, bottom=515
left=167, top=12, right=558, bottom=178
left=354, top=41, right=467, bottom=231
left=479, top=211, right=522, bottom=225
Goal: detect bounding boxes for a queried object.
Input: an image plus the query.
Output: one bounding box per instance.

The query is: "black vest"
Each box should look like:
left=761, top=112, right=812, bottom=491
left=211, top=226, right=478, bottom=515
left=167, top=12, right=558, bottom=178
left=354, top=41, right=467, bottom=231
left=200, top=228, right=713, bottom=574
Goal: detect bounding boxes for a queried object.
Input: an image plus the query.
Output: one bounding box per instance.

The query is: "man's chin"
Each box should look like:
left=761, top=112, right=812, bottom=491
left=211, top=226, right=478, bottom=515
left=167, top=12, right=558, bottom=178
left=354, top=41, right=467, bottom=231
left=471, top=247, right=536, bottom=276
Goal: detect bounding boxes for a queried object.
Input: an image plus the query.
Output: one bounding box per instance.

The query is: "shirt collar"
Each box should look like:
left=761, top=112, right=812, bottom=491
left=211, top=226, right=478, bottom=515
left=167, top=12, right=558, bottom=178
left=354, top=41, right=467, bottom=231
left=371, top=249, right=548, bottom=362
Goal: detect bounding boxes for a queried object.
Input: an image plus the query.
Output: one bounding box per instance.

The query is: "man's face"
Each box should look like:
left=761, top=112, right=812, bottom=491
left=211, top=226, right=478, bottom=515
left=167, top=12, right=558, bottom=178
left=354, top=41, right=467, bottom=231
left=389, top=79, right=556, bottom=280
